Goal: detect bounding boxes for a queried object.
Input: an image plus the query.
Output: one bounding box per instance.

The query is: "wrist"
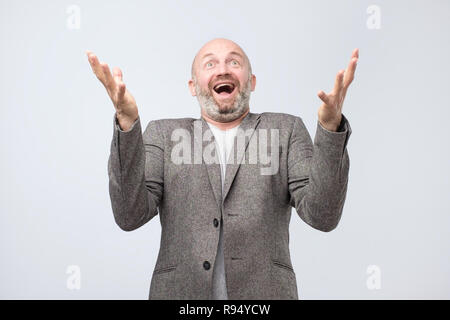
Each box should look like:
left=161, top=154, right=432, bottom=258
left=319, top=120, right=339, bottom=132
left=116, top=112, right=138, bottom=131
left=318, top=114, right=342, bottom=132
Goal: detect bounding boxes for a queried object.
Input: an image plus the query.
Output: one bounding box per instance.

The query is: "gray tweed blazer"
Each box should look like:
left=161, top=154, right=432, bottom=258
left=107, top=111, right=352, bottom=300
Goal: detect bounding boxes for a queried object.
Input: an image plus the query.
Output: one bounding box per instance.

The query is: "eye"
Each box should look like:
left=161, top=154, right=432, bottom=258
left=231, top=60, right=239, bottom=66
left=206, top=62, right=214, bottom=68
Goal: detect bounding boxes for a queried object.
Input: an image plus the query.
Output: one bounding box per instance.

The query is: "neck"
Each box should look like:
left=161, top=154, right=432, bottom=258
left=201, top=108, right=249, bottom=130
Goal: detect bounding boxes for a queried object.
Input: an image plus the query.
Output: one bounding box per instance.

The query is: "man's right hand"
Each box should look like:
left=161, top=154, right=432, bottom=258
left=86, top=51, right=139, bottom=131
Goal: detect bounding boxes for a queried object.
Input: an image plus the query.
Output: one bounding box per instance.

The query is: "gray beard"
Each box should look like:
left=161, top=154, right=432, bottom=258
left=195, top=76, right=252, bottom=122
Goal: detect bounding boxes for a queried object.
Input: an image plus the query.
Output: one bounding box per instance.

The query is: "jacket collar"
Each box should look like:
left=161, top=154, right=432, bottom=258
left=192, top=111, right=261, bottom=211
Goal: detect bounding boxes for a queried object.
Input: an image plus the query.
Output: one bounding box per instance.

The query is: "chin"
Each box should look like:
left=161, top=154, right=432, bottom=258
left=217, top=104, right=236, bottom=114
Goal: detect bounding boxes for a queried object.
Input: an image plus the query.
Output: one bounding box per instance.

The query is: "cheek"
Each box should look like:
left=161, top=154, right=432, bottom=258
left=235, top=72, right=249, bottom=85
left=198, top=76, right=212, bottom=90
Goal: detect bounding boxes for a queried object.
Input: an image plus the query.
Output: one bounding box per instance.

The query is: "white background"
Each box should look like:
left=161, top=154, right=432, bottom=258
left=1, top=0, right=449, bottom=299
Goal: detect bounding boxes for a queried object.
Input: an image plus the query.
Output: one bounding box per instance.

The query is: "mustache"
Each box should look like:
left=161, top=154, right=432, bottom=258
left=208, top=75, right=239, bottom=91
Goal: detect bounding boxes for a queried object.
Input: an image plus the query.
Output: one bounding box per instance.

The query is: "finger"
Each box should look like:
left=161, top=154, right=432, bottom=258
left=113, top=67, right=125, bottom=102
left=332, top=70, right=344, bottom=95
left=86, top=51, right=101, bottom=76
left=344, top=57, right=357, bottom=88
left=100, top=62, right=115, bottom=93
left=317, top=90, right=331, bottom=105
left=86, top=52, right=106, bottom=84
left=113, top=66, right=123, bottom=82
left=350, top=48, right=359, bottom=59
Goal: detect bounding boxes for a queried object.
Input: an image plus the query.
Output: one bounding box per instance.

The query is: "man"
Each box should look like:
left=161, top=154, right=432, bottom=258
left=86, top=38, right=358, bottom=300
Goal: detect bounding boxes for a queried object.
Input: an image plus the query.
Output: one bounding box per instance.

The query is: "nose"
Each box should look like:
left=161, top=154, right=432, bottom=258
left=217, top=61, right=230, bottom=76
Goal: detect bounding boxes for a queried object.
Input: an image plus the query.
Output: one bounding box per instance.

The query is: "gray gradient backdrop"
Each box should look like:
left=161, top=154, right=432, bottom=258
left=1, top=0, right=449, bottom=299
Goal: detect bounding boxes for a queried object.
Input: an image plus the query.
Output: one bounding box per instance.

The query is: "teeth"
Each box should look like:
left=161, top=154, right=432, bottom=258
left=214, top=83, right=234, bottom=90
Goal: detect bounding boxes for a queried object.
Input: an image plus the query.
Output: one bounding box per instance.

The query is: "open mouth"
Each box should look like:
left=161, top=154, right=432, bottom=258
left=213, top=82, right=236, bottom=97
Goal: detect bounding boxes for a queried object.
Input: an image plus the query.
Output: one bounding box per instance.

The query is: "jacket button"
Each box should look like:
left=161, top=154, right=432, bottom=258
left=213, top=218, right=219, bottom=228
left=203, top=261, right=211, bottom=270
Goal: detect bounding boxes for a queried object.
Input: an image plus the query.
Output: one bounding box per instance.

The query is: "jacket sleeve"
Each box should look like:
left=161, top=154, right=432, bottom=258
left=107, top=113, right=164, bottom=231
left=288, top=113, right=352, bottom=232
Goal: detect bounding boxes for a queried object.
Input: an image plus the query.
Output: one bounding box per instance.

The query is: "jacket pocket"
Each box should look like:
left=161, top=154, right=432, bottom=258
left=271, top=259, right=298, bottom=299
left=271, top=259, right=295, bottom=274
left=153, top=265, right=177, bottom=275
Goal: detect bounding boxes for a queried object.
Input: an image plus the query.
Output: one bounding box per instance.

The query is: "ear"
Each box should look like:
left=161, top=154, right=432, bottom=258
left=250, top=74, right=256, bottom=91
left=188, top=79, right=197, bottom=96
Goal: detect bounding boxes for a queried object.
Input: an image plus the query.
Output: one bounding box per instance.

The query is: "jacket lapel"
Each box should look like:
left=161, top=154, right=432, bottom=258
left=193, top=112, right=261, bottom=210
left=222, top=112, right=261, bottom=202
left=192, top=117, right=223, bottom=212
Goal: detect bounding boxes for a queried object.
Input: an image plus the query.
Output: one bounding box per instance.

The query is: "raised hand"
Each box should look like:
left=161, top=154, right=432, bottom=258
left=86, top=51, right=139, bottom=131
left=317, top=48, right=359, bottom=131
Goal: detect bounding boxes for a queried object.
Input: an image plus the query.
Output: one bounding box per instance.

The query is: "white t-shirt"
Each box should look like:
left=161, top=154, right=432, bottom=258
left=206, top=121, right=240, bottom=300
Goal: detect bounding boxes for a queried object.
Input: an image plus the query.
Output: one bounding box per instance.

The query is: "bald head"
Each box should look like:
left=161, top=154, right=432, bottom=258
left=191, top=38, right=252, bottom=80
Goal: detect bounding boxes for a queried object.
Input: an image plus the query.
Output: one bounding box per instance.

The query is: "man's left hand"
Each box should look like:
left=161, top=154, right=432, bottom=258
left=317, top=48, right=359, bottom=131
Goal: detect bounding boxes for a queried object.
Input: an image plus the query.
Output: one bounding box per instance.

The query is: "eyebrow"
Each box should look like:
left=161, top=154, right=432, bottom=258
left=200, top=51, right=244, bottom=61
